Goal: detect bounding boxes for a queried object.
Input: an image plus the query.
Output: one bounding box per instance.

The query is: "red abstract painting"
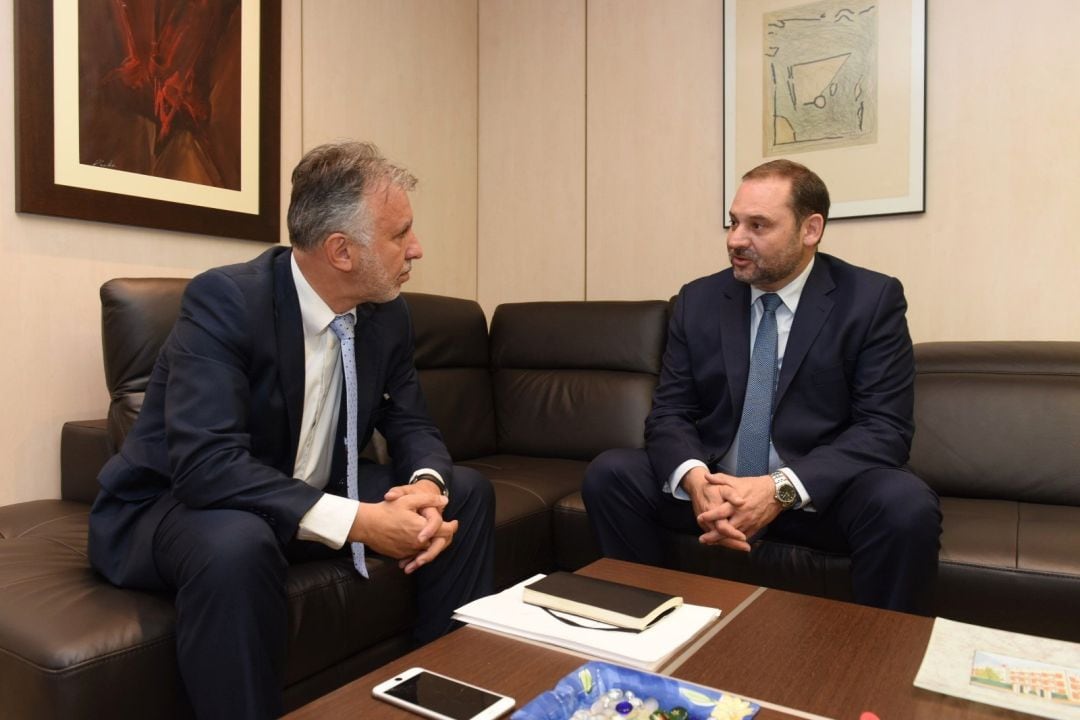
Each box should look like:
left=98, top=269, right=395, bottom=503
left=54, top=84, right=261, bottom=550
left=78, top=0, right=242, bottom=190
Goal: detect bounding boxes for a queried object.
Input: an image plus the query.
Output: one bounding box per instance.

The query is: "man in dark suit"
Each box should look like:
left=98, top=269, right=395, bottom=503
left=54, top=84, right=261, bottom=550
left=88, top=142, right=494, bottom=718
left=583, top=159, right=940, bottom=614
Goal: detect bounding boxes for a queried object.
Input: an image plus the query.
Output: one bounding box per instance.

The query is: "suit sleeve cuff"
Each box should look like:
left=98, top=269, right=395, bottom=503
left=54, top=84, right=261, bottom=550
left=297, top=494, right=359, bottom=548
left=664, top=459, right=707, bottom=500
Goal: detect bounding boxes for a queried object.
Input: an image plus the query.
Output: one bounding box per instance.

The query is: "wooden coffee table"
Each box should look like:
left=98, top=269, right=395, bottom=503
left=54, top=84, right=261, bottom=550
left=285, top=559, right=1033, bottom=719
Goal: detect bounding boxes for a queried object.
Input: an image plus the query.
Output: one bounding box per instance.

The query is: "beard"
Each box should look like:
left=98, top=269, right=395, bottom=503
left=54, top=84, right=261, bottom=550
left=728, top=232, right=805, bottom=288
left=355, top=245, right=409, bottom=303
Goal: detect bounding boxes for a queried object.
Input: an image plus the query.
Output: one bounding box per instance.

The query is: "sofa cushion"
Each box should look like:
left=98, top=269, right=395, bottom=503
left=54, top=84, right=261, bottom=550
left=406, top=292, right=497, bottom=460
left=489, top=301, right=669, bottom=459
left=0, top=500, right=416, bottom=718
left=936, top=496, right=1080, bottom=642
left=910, top=341, right=1080, bottom=504
left=100, top=278, right=190, bottom=451
left=462, top=455, right=589, bottom=588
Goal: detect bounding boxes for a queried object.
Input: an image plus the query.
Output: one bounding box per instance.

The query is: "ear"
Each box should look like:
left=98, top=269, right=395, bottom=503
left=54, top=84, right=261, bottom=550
left=323, top=232, right=354, bottom=272
left=801, top=213, right=825, bottom=248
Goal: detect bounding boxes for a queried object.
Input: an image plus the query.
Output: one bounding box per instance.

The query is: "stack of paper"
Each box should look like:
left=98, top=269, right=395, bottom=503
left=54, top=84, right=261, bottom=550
left=453, top=574, right=721, bottom=671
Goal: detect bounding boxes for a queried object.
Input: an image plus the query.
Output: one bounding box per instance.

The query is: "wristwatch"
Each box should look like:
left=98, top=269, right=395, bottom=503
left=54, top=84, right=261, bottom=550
left=771, top=470, right=798, bottom=509
left=410, top=473, right=449, bottom=498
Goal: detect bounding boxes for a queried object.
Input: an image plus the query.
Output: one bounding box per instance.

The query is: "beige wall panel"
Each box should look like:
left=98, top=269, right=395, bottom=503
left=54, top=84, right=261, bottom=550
left=477, top=0, right=585, bottom=319
left=823, top=0, right=1080, bottom=342
left=302, top=0, right=478, bottom=301
left=586, top=0, right=725, bottom=302
left=0, top=1, right=303, bottom=504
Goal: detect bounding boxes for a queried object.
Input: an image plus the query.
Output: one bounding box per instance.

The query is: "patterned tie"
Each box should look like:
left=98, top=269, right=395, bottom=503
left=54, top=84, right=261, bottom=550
left=328, top=313, right=368, bottom=578
left=735, top=293, right=783, bottom=477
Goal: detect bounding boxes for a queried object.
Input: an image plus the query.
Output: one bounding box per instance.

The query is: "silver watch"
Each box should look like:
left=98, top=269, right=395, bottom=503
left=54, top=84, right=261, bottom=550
left=771, top=470, right=798, bottom=509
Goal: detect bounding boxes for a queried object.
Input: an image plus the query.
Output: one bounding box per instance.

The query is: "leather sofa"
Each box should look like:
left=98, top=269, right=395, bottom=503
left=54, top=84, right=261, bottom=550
left=1, top=280, right=1077, bottom=718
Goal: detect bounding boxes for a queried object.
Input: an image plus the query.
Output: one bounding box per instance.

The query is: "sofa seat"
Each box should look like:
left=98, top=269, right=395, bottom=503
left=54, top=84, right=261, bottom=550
left=0, top=499, right=417, bottom=718
left=934, top=497, right=1080, bottom=640
left=462, top=455, right=590, bottom=589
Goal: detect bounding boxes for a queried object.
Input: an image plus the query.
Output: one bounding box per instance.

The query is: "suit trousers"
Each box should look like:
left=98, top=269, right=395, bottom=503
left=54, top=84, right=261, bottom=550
left=151, top=464, right=494, bottom=720
left=582, top=448, right=941, bottom=615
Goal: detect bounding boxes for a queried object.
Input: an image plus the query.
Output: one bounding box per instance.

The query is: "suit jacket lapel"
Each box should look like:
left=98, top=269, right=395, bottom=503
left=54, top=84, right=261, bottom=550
left=719, top=274, right=753, bottom=412
left=776, top=254, right=835, bottom=404
left=273, top=250, right=306, bottom=461
left=352, top=303, right=383, bottom=443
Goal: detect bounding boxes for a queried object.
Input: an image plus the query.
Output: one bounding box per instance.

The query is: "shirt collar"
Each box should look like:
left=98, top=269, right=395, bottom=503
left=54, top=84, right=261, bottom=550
left=750, top=254, right=815, bottom=314
left=290, top=252, right=354, bottom=338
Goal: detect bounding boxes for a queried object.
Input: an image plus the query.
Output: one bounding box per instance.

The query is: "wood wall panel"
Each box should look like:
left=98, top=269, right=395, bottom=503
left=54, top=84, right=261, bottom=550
left=585, top=0, right=725, bottom=302
left=302, top=0, right=479, bottom=300
left=477, top=0, right=586, bottom=319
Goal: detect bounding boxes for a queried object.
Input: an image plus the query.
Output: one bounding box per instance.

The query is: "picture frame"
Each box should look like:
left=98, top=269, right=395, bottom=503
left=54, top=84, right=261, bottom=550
left=14, top=0, right=282, bottom=242
left=723, top=0, right=926, bottom=223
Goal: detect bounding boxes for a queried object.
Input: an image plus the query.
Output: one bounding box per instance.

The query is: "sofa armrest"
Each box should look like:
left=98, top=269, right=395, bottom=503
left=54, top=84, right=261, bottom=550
left=61, top=419, right=111, bottom=504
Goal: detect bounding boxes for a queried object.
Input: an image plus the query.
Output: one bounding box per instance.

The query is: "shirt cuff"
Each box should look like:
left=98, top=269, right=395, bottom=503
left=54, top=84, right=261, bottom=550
left=663, top=459, right=708, bottom=501
left=297, top=494, right=359, bottom=548
left=778, top=467, right=814, bottom=511
left=409, top=468, right=445, bottom=491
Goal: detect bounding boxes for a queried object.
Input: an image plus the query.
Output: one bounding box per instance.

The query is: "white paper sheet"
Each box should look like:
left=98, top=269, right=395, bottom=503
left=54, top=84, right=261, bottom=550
left=453, top=574, right=721, bottom=672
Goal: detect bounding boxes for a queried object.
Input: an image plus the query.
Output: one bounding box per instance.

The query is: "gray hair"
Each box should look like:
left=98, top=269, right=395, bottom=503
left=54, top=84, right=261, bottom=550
left=287, top=141, right=417, bottom=251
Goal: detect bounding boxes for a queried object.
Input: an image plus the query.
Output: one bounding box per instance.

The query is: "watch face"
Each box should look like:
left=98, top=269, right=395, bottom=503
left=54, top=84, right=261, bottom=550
left=776, top=482, right=797, bottom=507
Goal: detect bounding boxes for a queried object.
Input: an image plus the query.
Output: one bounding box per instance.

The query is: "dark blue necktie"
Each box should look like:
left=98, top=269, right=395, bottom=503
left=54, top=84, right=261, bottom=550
left=735, top=293, right=783, bottom=477
left=329, top=313, right=368, bottom=578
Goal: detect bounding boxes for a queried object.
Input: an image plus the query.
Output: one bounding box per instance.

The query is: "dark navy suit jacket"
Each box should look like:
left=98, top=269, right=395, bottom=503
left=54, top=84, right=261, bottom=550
left=89, top=246, right=451, bottom=588
left=645, top=252, right=915, bottom=513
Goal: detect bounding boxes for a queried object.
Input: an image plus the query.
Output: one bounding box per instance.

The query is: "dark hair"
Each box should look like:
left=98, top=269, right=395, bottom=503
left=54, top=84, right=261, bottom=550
left=742, top=159, right=830, bottom=231
left=287, top=141, right=417, bottom=251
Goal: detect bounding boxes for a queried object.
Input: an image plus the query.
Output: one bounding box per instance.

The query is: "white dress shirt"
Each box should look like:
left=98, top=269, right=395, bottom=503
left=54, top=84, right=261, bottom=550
left=665, top=256, right=816, bottom=510
left=292, top=255, right=360, bottom=548
left=291, top=254, right=446, bottom=548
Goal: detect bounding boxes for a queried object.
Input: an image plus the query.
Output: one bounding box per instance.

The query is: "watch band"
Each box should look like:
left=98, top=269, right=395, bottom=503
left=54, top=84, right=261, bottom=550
left=410, top=473, right=449, bottom=498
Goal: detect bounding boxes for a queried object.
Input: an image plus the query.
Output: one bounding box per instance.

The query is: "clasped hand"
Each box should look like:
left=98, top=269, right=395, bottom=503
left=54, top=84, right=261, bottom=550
left=683, top=467, right=782, bottom=552
left=349, top=483, right=457, bottom=575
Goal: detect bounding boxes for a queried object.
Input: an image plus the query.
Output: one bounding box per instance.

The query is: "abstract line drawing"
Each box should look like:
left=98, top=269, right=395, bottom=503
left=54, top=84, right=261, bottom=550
left=763, top=0, right=877, bottom=155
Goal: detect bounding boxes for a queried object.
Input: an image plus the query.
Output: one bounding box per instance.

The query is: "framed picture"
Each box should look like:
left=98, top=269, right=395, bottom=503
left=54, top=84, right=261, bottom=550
left=723, top=0, right=926, bottom=222
left=14, top=0, right=281, bottom=242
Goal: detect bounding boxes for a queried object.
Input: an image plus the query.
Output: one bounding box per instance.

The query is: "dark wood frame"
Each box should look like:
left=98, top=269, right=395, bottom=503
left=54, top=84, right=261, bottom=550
left=14, top=0, right=281, bottom=242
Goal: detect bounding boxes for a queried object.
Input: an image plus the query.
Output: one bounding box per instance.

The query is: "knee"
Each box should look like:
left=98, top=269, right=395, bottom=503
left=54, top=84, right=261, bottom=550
left=447, top=466, right=495, bottom=527
left=863, top=471, right=942, bottom=542
left=584, top=449, right=635, bottom=496
left=194, top=513, right=285, bottom=588
left=450, top=466, right=493, bottom=506
left=583, top=448, right=653, bottom=510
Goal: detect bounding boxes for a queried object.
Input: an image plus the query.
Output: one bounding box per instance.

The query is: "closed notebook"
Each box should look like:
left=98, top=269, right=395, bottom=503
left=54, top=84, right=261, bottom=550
left=521, top=572, right=683, bottom=631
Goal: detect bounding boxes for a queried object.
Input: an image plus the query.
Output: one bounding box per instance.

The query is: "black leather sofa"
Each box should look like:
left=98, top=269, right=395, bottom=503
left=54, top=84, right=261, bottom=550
left=1, top=280, right=1077, bottom=718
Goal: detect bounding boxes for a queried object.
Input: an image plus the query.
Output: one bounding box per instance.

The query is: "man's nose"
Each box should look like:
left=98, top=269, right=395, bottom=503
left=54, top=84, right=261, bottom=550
left=727, top=225, right=749, bottom=248
left=406, top=232, right=423, bottom=260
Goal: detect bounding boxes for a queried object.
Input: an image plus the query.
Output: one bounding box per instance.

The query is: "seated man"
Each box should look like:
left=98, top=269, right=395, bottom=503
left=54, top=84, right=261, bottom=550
left=88, top=141, right=494, bottom=718
left=584, top=159, right=940, bottom=614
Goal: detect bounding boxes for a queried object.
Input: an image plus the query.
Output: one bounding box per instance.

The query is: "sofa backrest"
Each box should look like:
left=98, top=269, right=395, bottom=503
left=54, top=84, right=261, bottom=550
left=909, top=341, right=1080, bottom=505
left=100, top=278, right=190, bottom=452
left=489, top=300, right=670, bottom=460
left=405, top=292, right=497, bottom=460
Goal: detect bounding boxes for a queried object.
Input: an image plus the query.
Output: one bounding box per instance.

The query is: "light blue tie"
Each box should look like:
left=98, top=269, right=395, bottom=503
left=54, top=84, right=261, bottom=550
left=329, top=313, right=368, bottom=578
left=735, top=293, right=783, bottom=477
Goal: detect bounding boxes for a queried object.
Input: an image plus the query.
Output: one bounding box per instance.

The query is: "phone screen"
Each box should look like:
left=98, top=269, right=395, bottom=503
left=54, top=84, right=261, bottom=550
left=384, top=671, right=503, bottom=720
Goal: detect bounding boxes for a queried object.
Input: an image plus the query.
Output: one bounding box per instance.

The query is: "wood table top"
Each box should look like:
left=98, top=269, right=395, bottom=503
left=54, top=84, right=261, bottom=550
left=286, top=559, right=1034, bottom=719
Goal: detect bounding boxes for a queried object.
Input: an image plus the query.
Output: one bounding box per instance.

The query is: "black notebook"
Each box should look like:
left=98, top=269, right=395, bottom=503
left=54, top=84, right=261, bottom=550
left=521, top=572, right=683, bottom=631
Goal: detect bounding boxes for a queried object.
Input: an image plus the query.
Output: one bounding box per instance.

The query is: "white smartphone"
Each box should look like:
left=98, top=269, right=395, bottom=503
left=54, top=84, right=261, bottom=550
left=371, top=667, right=515, bottom=720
